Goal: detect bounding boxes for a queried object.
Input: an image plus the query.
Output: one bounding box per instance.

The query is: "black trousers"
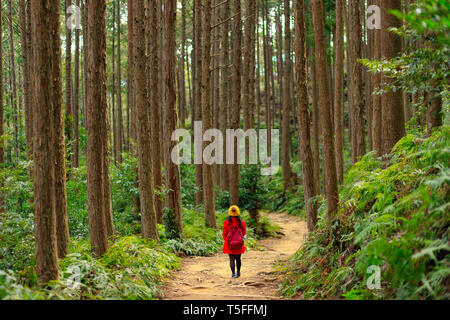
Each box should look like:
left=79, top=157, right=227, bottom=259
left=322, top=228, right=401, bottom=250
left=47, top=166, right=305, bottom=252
left=229, top=254, right=242, bottom=273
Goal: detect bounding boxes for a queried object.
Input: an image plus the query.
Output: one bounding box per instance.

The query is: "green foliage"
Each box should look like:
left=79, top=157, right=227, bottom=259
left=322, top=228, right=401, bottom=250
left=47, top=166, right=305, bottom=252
left=0, top=212, right=35, bottom=273
left=66, top=166, right=89, bottom=239
left=66, top=154, right=141, bottom=239
left=0, top=161, right=33, bottom=215
left=394, top=0, right=450, bottom=46
left=265, top=161, right=306, bottom=217
left=238, top=164, right=267, bottom=218
left=361, top=0, right=449, bottom=129
left=215, top=187, right=230, bottom=210
left=0, top=236, right=179, bottom=300
left=278, top=126, right=450, bottom=300
left=163, top=208, right=235, bottom=256
left=179, top=163, right=199, bottom=209
left=0, top=156, right=269, bottom=300
left=162, top=206, right=181, bottom=240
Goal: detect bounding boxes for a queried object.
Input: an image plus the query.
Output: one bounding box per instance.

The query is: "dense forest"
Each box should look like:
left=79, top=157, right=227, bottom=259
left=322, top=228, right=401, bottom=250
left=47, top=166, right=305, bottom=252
left=0, top=0, right=448, bottom=300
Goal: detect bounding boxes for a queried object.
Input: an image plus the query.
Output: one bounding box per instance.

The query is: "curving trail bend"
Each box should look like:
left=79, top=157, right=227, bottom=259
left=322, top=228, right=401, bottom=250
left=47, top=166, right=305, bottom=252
left=162, top=212, right=307, bottom=300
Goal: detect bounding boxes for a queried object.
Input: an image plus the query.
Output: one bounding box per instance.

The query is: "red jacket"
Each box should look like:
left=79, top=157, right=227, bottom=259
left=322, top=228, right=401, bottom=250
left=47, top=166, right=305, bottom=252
left=222, top=217, right=246, bottom=255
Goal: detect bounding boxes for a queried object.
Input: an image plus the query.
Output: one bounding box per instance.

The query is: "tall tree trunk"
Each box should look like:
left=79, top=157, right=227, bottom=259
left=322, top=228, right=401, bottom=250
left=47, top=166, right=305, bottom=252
left=262, top=0, right=272, bottom=164
left=82, top=0, right=88, bottom=127
left=8, top=0, right=18, bottom=159
left=201, top=0, right=217, bottom=229
left=111, top=2, right=116, bottom=162
left=86, top=0, right=112, bottom=256
left=230, top=0, right=242, bottom=206
left=65, top=0, right=73, bottom=167
left=116, top=2, right=123, bottom=164
left=73, top=0, right=80, bottom=168
left=372, top=0, right=382, bottom=156
left=281, top=0, right=293, bottom=189
left=55, top=1, right=71, bottom=257
left=294, top=0, right=318, bottom=232
left=103, top=5, right=114, bottom=239
left=212, top=1, right=221, bottom=187
left=158, top=0, right=165, bottom=170
left=348, top=0, right=365, bottom=163
left=364, top=1, right=373, bottom=151
left=311, top=0, right=339, bottom=217
left=134, top=0, right=159, bottom=241
left=276, top=6, right=283, bottom=120
left=194, top=0, right=203, bottom=206
left=219, top=0, right=231, bottom=191
left=0, top=0, right=4, bottom=211
left=127, top=0, right=136, bottom=155
left=186, top=48, right=192, bottom=125
left=256, top=7, right=262, bottom=132
left=179, top=0, right=187, bottom=128
left=148, top=0, right=164, bottom=224
left=163, top=0, right=184, bottom=235
left=381, top=0, right=405, bottom=155
left=31, top=0, right=62, bottom=283
left=334, top=0, right=344, bottom=184
left=309, top=48, right=321, bottom=195
left=19, top=0, right=32, bottom=161
left=249, top=0, right=256, bottom=130
left=243, top=0, right=255, bottom=150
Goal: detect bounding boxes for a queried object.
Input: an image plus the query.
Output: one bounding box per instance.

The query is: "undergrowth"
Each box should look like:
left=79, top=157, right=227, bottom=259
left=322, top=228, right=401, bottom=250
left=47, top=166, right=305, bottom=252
left=277, top=126, right=449, bottom=300
left=0, top=155, right=270, bottom=300
left=0, top=236, right=179, bottom=300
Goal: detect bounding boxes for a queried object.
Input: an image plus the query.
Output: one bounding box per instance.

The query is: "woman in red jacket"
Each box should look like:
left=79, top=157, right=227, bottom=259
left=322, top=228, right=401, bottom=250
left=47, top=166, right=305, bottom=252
left=223, top=206, right=247, bottom=278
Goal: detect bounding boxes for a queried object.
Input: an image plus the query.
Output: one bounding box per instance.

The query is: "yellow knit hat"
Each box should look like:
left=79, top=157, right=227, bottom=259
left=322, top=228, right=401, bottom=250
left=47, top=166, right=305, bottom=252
left=228, top=205, right=240, bottom=217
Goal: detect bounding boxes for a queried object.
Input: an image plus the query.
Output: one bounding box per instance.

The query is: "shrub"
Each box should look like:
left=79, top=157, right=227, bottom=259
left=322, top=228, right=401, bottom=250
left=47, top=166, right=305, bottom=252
left=278, top=127, right=450, bottom=300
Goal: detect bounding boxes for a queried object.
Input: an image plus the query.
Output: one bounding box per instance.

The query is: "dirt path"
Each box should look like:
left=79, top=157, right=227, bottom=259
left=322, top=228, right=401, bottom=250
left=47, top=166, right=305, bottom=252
left=162, top=212, right=307, bottom=300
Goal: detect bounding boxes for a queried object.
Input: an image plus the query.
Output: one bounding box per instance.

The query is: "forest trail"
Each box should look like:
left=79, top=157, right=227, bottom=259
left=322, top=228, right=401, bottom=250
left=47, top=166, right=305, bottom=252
left=162, top=212, right=307, bottom=300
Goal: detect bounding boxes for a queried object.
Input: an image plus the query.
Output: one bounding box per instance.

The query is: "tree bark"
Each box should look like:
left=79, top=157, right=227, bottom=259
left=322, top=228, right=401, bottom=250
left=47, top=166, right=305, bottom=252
left=163, top=0, right=184, bottom=235
left=281, top=0, right=293, bottom=189
left=262, top=0, right=272, bottom=168
left=348, top=0, right=366, bottom=163
left=230, top=0, right=242, bottom=206
left=372, top=0, right=382, bottom=157
left=73, top=0, right=80, bottom=168
left=179, top=0, right=187, bottom=128
left=427, top=91, right=442, bottom=134
left=148, top=0, right=164, bottom=224
left=65, top=0, right=73, bottom=167
left=381, top=0, right=405, bottom=155
left=308, top=48, right=321, bottom=195
left=311, top=0, right=339, bottom=217
left=334, top=0, right=344, bottom=183
left=127, top=0, right=136, bottom=156
left=134, top=0, right=159, bottom=241
left=116, top=2, right=123, bottom=164
left=8, top=0, right=18, bottom=159
left=86, top=0, right=112, bottom=256
left=0, top=2, right=5, bottom=210
left=294, top=0, right=318, bottom=232
left=31, top=0, right=62, bottom=283
left=243, top=0, right=255, bottom=146
left=194, top=0, right=203, bottom=206
left=201, top=0, right=217, bottom=229
left=19, top=0, right=32, bottom=161
left=219, top=0, right=231, bottom=191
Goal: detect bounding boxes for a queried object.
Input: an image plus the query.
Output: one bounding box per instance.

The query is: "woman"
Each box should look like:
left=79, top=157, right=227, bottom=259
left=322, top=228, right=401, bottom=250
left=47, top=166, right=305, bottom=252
left=222, top=205, right=247, bottom=278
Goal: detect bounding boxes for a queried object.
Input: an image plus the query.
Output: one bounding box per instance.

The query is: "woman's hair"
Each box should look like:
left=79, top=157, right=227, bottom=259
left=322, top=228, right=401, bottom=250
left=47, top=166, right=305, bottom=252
left=227, top=216, right=241, bottom=223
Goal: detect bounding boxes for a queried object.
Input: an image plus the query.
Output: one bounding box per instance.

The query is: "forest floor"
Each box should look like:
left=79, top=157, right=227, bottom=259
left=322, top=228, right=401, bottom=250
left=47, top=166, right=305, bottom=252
left=161, top=212, right=307, bottom=300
